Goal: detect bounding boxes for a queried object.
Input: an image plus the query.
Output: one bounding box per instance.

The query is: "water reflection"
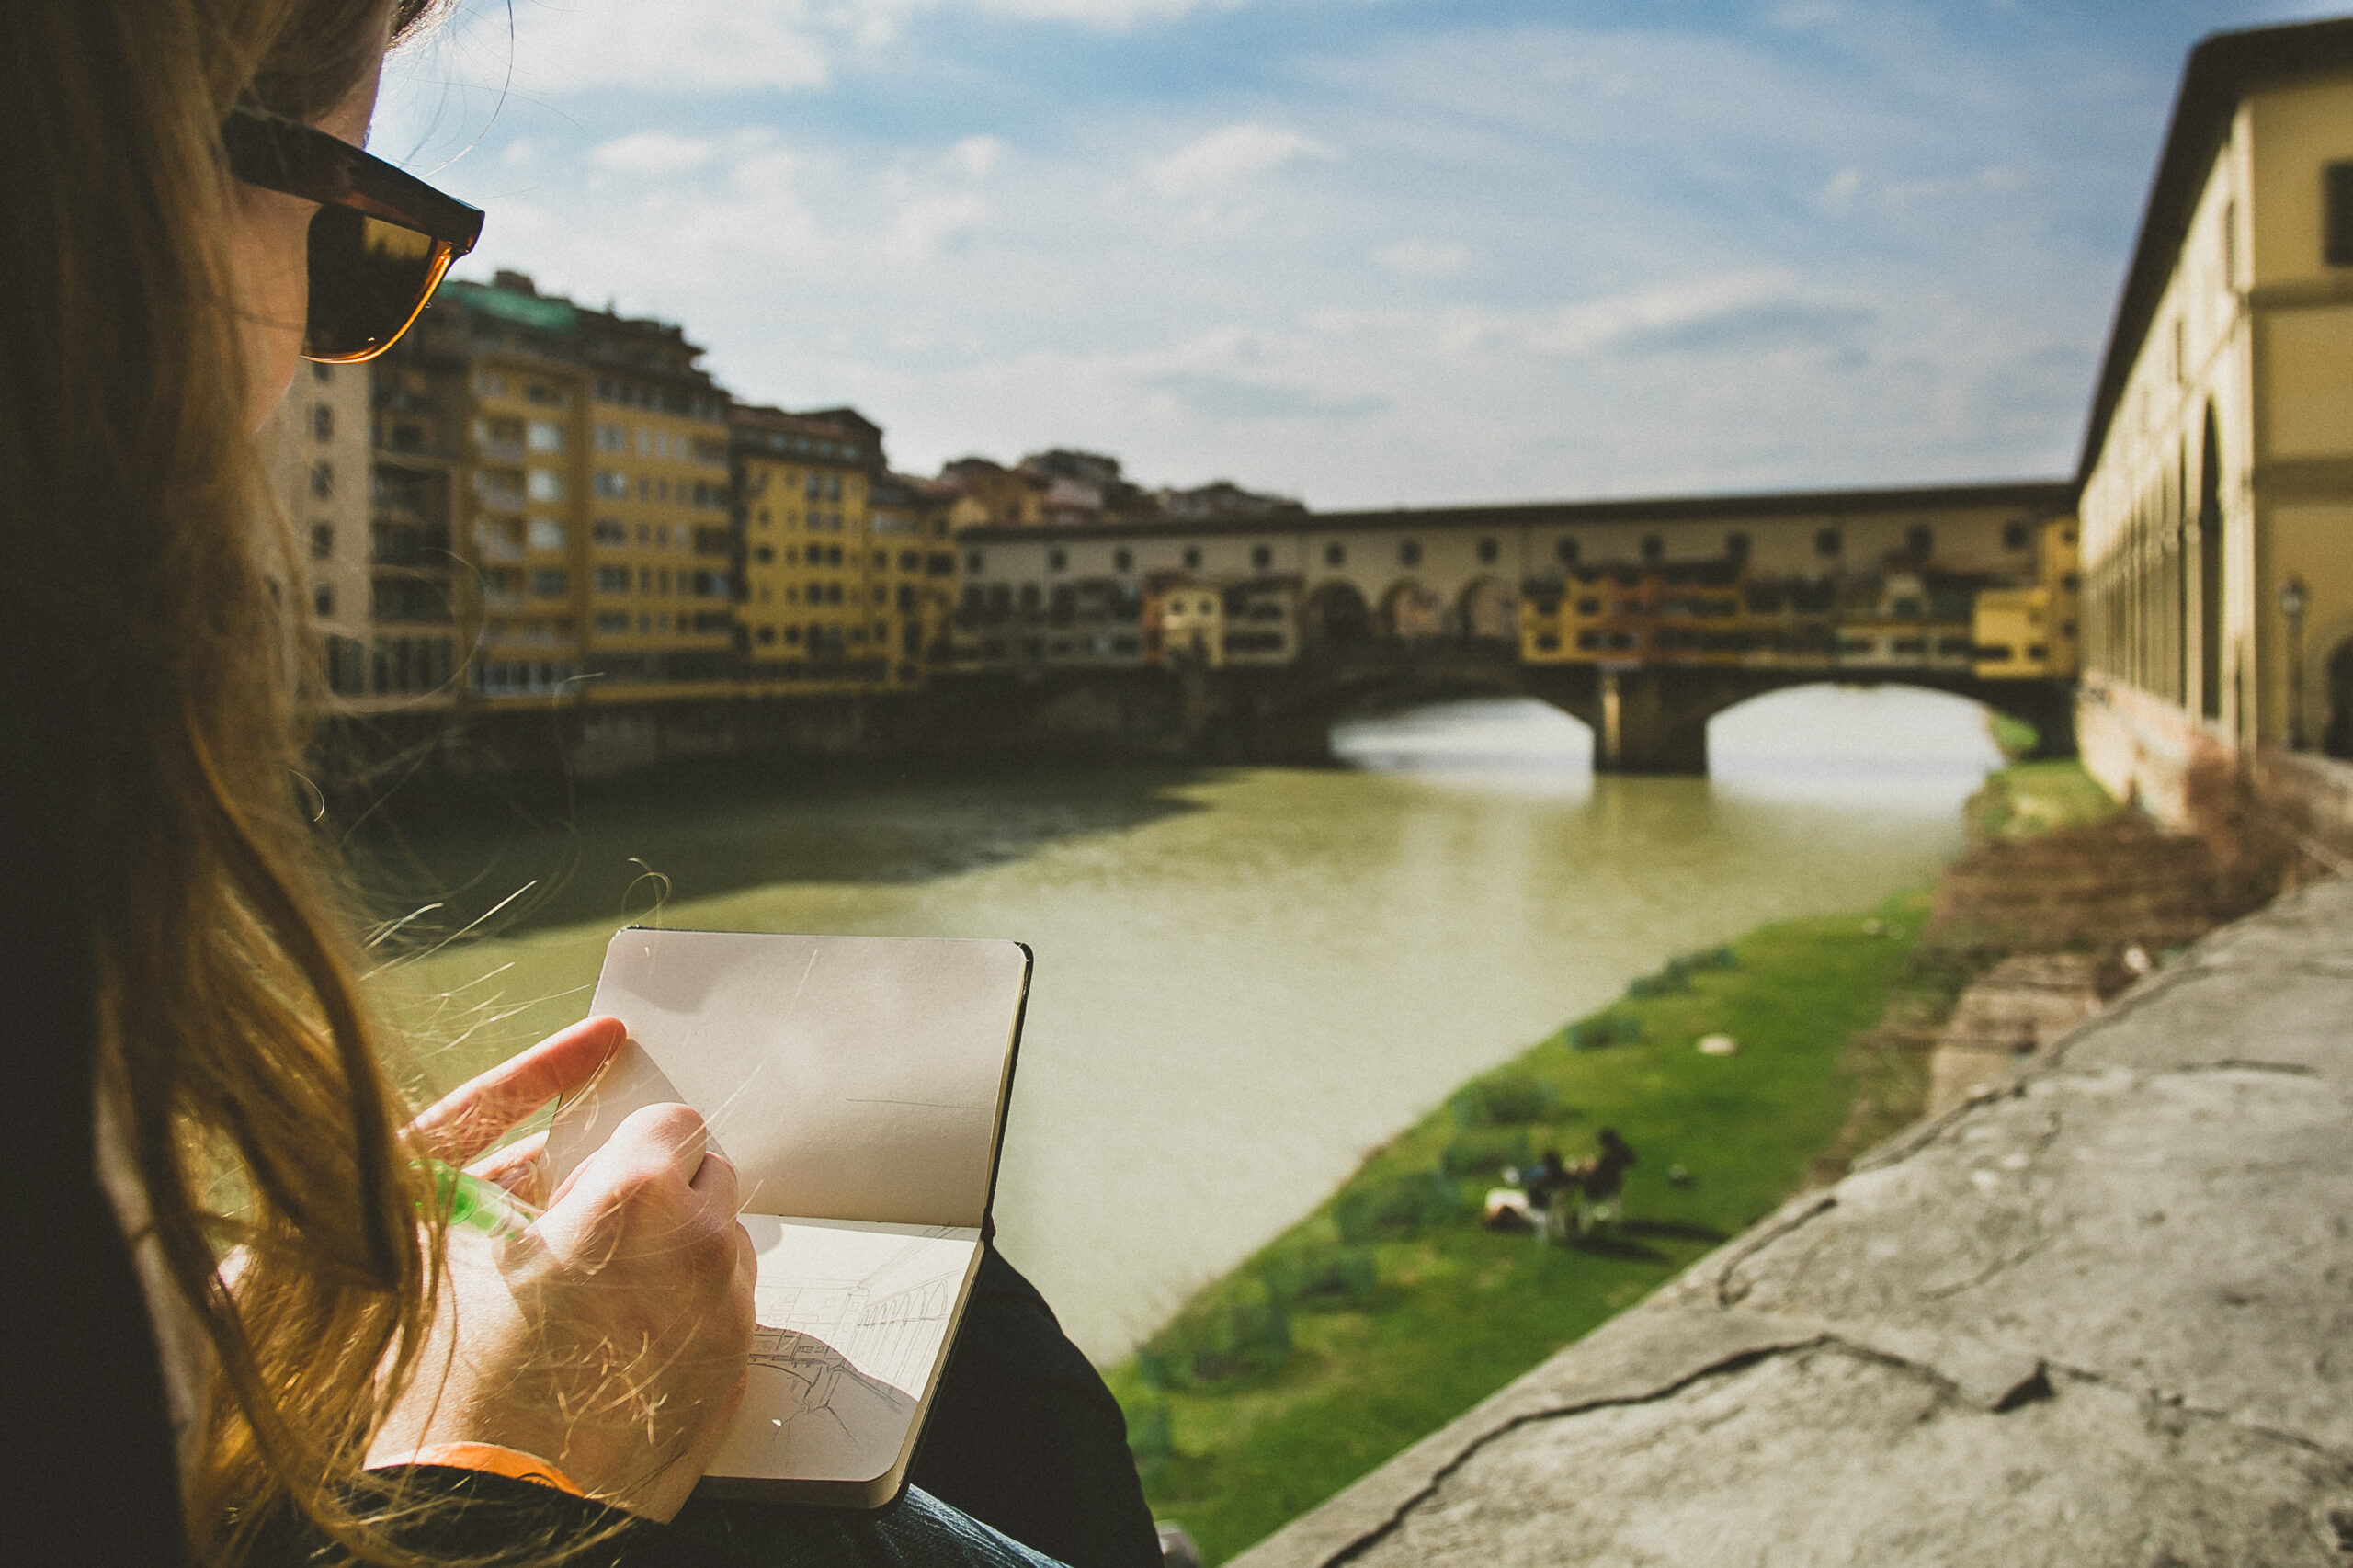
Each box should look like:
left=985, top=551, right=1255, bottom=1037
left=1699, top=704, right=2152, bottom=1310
left=380, top=686, right=1999, bottom=1358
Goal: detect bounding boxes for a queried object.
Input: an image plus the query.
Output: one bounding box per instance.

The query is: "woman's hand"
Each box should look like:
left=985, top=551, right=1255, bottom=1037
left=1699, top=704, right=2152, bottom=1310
left=374, top=1017, right=757, bottom=1521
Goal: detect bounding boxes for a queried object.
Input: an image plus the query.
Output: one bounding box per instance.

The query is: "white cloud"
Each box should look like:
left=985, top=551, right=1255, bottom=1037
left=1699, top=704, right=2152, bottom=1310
left=438, top=0, right=886, bottom=95
left=1770, top=2, right=1844, bottom=29
left=946, top=135, right=1007, bottom=181
left=1149, top=123, right=1336, bottom=199
left=1375, top=240, right=1470, bottom=278
left=883, top=193, right=990, bottom=263
left=967, top=0, right=1249, bottom=25
left=590, top=131, right=717, bottom=177
left=1816, top=166, right=1864, bottom=209
left=1513, top=272, right=1809, bottom=358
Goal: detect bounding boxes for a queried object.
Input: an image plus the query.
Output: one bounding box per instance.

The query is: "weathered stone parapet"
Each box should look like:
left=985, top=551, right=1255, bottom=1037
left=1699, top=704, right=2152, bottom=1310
left=1231, top=878, right=2353, bottom=1568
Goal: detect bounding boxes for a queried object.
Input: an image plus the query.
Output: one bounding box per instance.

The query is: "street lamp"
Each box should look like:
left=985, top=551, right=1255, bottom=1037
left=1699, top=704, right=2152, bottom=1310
left=2280, top=574, right=2309, bottom=750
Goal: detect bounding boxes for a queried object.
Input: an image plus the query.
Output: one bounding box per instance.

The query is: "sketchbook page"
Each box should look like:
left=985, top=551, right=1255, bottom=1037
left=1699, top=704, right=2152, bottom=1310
left=540, top=1032, right=710, bottom=1191
left=547, top=929, right=1029, bottom=1227
left=710, top=1217, right=981, bottom=1485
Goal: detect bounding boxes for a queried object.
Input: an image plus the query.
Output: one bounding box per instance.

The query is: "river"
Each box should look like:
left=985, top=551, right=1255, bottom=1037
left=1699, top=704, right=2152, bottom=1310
left=371, top=685, right=2001, bottom=1360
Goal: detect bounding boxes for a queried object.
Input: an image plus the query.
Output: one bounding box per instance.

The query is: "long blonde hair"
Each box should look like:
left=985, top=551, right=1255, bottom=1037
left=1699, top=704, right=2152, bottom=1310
left=1, top=2, right=465, bottom=1561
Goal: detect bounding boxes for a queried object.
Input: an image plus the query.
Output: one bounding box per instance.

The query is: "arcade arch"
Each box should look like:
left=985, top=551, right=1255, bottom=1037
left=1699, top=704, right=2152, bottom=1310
left=1302, top=579, right=1373, bottom=649
left=1458, top=575, right=1518, bottom=642
left=1381, top=579, right=1447, bottom=640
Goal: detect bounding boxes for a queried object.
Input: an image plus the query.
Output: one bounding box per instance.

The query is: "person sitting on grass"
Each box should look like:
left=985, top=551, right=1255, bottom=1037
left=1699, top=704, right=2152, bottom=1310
left=1518, top=1150, right=1575, bottom=1243
left=1574, top=1129, right=1639, bottom=1234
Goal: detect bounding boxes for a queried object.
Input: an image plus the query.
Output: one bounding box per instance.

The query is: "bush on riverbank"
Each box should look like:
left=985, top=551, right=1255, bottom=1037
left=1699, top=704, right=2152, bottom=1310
left=1110, top=885, right=1941, bottom=1562
left=1625, top=944, right=1739, bottom=999
left=1260, top=1244, right=1379, bottom=1313
left=1565, top=1010, right=1644, bottom=1049
left=1333, top=1171, right=1464, bottom=1244
left=1136, top=1282, right=1292, bottom=1391
left=1448, top=1074, right=1559, bottom=1128
left=1438, top=1127, right=1533, bottom=1179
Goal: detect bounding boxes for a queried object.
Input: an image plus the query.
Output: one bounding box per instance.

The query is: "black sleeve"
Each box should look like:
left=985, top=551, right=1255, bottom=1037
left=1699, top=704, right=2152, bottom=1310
left=902, top=1247, right=1161, bottom=1568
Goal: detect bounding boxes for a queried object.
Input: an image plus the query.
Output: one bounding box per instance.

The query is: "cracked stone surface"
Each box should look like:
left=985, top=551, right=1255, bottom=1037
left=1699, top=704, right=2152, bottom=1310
left=1230, top=880, right=2353, bottom=1568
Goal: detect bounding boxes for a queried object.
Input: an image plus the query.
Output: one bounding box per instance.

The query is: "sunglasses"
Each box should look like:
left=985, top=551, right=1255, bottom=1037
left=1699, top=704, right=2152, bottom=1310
left=221, top=105, right=483, bottom=363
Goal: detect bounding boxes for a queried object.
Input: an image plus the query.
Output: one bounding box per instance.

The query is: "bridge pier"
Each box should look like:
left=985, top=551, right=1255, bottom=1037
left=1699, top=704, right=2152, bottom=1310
left=1596, top=667, right=1711, bottom=775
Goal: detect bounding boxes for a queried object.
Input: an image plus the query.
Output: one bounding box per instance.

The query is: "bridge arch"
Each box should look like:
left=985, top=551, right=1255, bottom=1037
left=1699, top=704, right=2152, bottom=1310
left=1457, top=575, right=1518, bottom=643
left=1380, top=578, right=1448, bottom=640
left=1302, top=579, right=1374, bottom=650
left=1515, top=665, right=2076, bottom=774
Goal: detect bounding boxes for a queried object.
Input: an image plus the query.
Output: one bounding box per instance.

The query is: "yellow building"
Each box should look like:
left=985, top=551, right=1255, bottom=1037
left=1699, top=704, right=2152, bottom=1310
left=1974, top=520, right=2081, bottom=679
left=374, top=271, right=735, bottom=708
left=734, top=404, right=904, bottom=693
left=1148, top=580, right=1225, bottom=667
left=259, top=359, right=387, bottom=707
left=869, top=471, right=963, bottom=684
left=2078, top=17, right=2353, bottom=809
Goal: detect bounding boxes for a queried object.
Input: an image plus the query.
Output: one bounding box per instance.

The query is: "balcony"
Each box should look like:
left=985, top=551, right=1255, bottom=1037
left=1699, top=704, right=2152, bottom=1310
left=371, top=522, right=452, bottom=567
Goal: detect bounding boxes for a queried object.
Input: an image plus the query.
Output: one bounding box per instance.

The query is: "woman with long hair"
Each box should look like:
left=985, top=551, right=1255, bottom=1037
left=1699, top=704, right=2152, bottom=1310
left=5, top=6, right=1154, bottom=1563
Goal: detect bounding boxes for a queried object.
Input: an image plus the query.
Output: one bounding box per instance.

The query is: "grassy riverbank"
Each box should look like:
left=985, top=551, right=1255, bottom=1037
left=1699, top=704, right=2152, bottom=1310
left=1108, top=884, right=1952, bottom=1562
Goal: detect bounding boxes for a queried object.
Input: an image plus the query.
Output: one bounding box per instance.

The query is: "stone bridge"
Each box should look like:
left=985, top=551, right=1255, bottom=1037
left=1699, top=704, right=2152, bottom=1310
left=949, top=479, right=2081, bottom=771
left=926, top=651, right=2077, bottom=773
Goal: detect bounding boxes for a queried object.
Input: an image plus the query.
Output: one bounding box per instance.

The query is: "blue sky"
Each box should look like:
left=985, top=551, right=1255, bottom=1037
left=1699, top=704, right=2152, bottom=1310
left=375, top=0, right=2343, bottom=508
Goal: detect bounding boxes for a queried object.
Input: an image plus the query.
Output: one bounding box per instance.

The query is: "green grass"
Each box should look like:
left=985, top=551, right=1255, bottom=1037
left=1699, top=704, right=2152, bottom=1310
left=1108, top=887, right=1938, bottom=1562
left=1963, top=759, right=2120, bottom=842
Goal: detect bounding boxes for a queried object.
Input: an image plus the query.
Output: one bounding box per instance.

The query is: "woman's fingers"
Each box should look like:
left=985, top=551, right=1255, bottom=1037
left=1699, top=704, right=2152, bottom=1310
left=408, top=1016, right=628, bottom=1164
left=466, top=1130, right=549, bottom=1206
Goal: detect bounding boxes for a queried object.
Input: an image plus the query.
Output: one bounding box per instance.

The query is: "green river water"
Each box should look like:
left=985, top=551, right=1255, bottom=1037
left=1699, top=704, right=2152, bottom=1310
left=369, top=686, right=2001, bottom=1359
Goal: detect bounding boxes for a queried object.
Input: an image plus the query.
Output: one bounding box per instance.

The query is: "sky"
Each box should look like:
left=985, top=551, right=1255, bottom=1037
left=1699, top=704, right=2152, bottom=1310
left=374, top=0, right=2345, bottom=510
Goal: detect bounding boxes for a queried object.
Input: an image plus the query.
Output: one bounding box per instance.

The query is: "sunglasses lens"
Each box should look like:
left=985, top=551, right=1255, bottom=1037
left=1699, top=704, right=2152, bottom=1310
left=304, top=207, right=449, bottom=361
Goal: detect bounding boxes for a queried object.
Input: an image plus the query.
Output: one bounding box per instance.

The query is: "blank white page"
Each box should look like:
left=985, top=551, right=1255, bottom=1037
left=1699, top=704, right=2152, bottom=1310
left=543, top=929, right=1029, bottom=1228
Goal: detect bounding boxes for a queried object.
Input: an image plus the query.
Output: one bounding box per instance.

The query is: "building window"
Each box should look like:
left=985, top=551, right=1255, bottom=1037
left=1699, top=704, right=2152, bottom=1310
left=1476, top=537, right=1498, bottom=564
left=310, top=523, right=334, bottom=561
left=966, top=550, right=984, bottom=574
left=755, top=545, right=775, bottom=563
left=529, top=419, right=564, bottom=452
left=595, top=610, right=629, bottom=633
left=1048, top=548, right=1067, bottom=572
left=596, top=566, right=630, bottom=594
left=1252, top=544, right=1273, bottom=570
left=1725, top=530, right=1750, bottom=563
left=594, top=517, right=627, bottom=544
left=309, top=461, right=333, bottom=498
left=530, top=568, right=569, bottom=597
left=1905, top=524, right=1934, bottom=558
left=1815, top=527, right=1842, bottom=558
left=1549, top=537, right=1576, bottom=566
left=594, top=470, right=629, bottom=498
left=1324, top=542, right=1345, bottom=567
left=2326, top=162, right=2353, bottom=267
left=313, top=582, right=335, bottom=618
left=1398, top=540, right=1420, bottom=568
left=311, top=362, right=335, bottom=384
left=528, top=517, right=566, bottom=551
left=1114, top=547, right=1133, bottom=572
left=1183, top=546, right=1203, bottom=570
left=311, top=404, right=334, bottom=441
left=2003, top=519, right=2029, bottom=551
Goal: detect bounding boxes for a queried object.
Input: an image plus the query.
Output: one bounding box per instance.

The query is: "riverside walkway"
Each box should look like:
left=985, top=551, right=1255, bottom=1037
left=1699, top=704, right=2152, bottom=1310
left=1233, top=877, right=2353, bottom=1567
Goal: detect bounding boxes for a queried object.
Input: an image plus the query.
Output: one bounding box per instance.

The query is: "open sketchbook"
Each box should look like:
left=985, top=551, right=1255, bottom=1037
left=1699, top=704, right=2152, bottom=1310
left=541, top=928, right=1032, bottom=1507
